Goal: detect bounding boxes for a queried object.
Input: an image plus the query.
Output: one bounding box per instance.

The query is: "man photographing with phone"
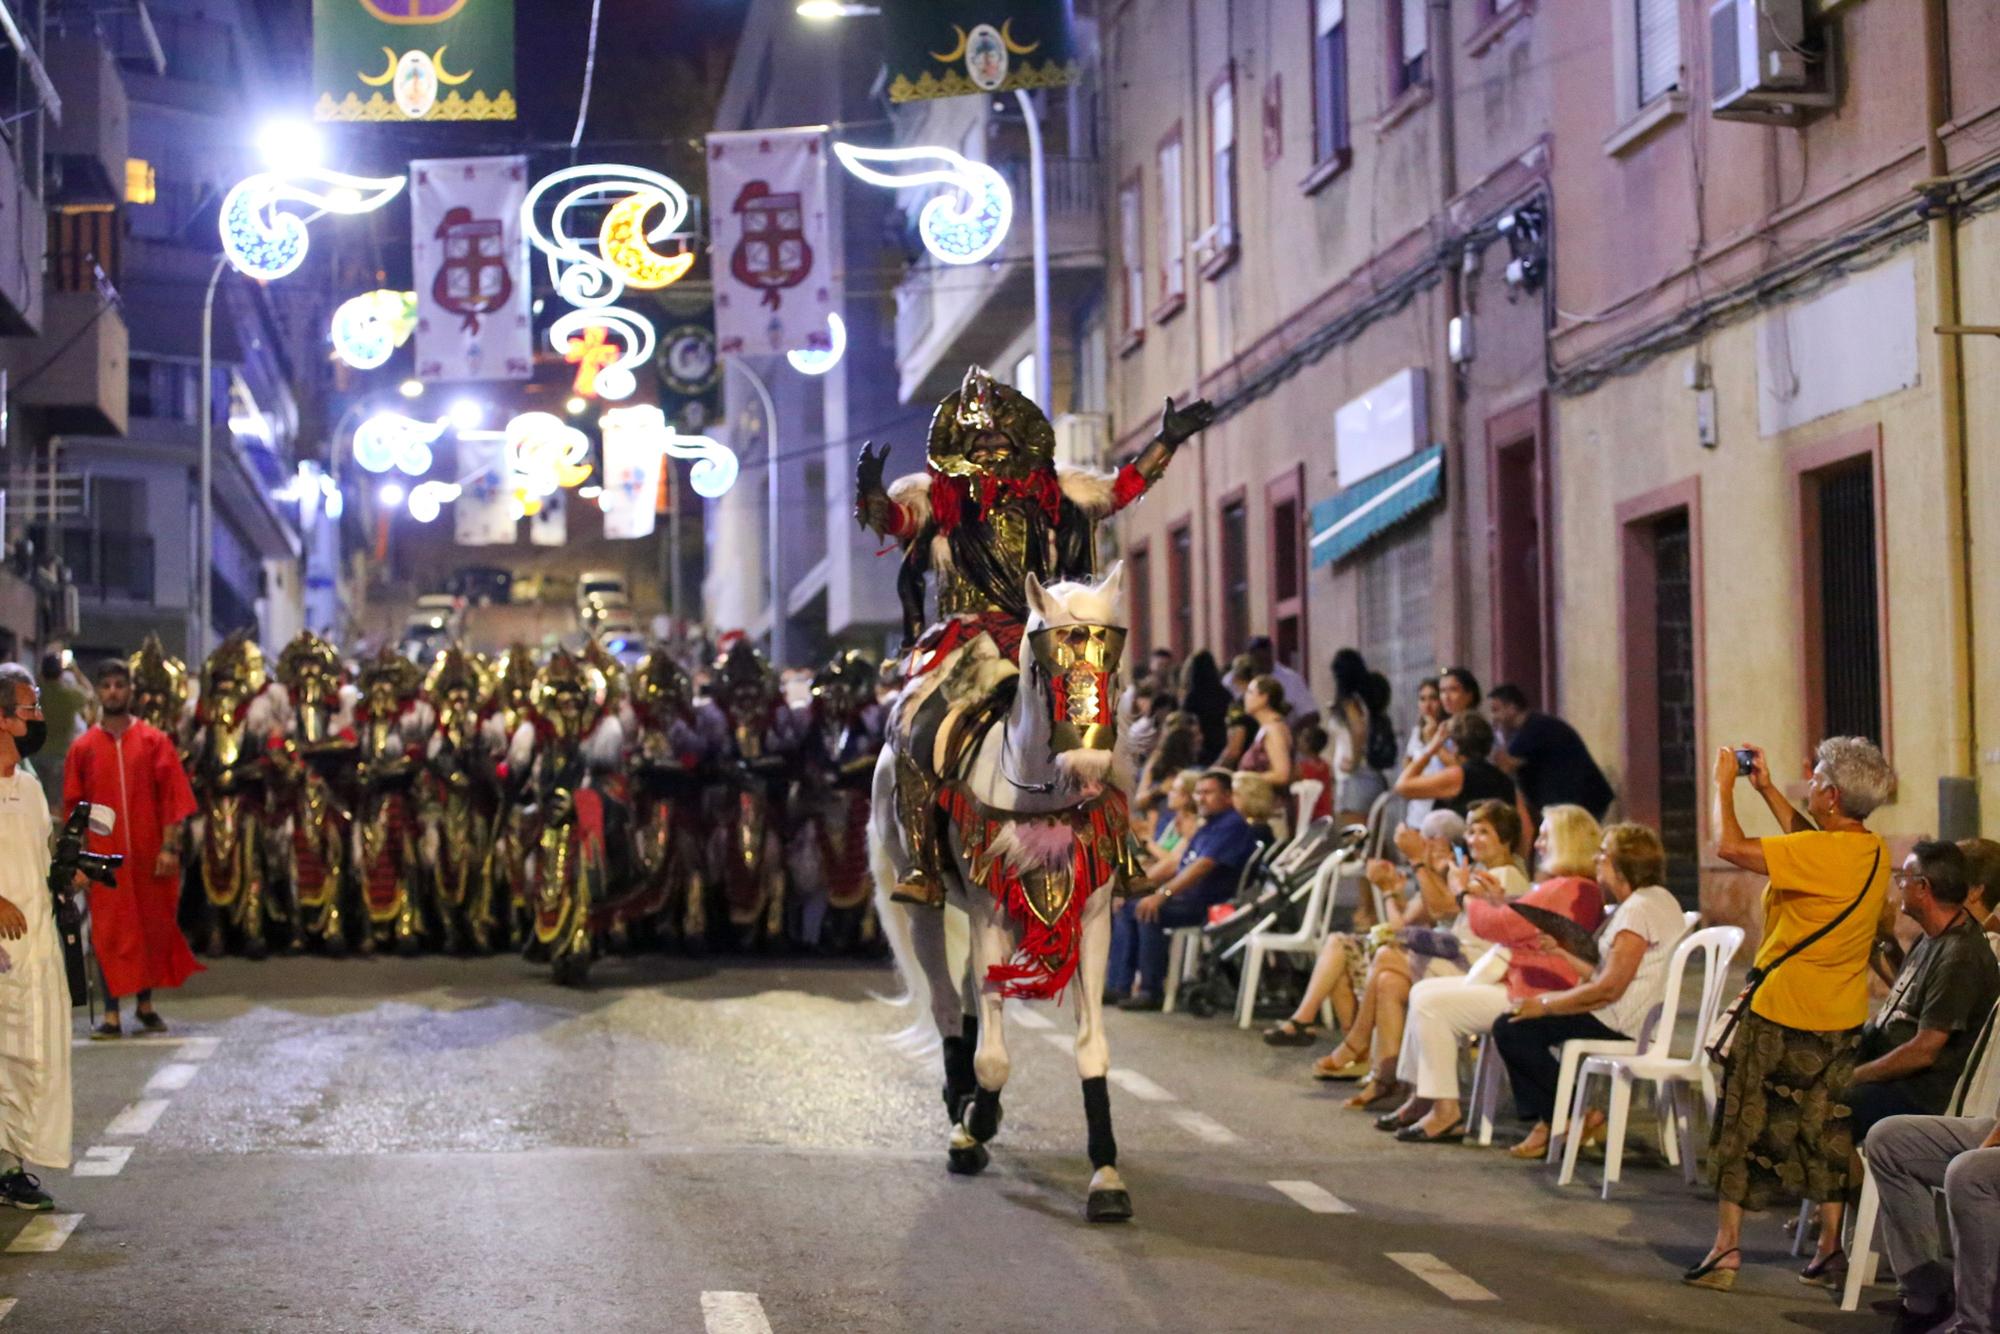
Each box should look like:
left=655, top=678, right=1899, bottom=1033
left=0, top=662, right=72, bottom=1211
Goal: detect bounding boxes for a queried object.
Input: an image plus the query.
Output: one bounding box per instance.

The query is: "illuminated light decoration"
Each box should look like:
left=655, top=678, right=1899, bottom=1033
left=832, top=142, right=1012, bottom=266
left=399, top=378, right=424, bottom=399
left=553, top=308, right=653, bottom=401
left=600, top=403, right=740, bottom=501
left=505, top=410, right=593, bottom=502
left=787, top=312, right=848, bottom=376
left=521, top=163, right=692, bottom=309
left=352, top=410, right=446, bottom=474
left=219, top=167, right=406, bottom=281
left=329, top=289, right=418, bottom=370
left=379, top=481, right=406, bottom=508
left=323, top=480, right=345, bottom=520
left=407, top=480, right=462, bottom=524
left=356, top=45, right=473, bottom=121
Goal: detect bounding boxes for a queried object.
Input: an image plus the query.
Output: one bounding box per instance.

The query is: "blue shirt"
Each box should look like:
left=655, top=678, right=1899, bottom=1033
left=1178, top=807, right=1259, bottom=906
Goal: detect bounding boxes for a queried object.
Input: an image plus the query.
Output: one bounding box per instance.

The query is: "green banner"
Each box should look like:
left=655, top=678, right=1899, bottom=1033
left=882, top=0, right=1079, bottom=103
left=313, top=0, right=515, bottom=123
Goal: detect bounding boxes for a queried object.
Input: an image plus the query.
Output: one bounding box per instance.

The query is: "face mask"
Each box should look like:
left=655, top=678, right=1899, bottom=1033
left=14, top=718, right=46, bottom=758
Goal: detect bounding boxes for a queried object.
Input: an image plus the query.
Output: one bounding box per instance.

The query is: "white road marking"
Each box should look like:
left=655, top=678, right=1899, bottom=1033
left=1038, top=1032, right=1073, bottom=1054
left=1010, top=1006, right=1055, bottom=1030
left=104, top=1099, right=170, bottom=1137
left=1388, top=1251, right=1499, bottom=1302
left=1269, top=1180, right=1355, bottom=1214
left=72, top=1146, right=133, bottom=1178
left=7, top=1214, right=82, bottom=1253
left=144, top=1063, right=199, bottom=1093
left=177, top=1037, right=221, bottom=1061
left=700, top=1291, right=773, bottom=1334
left=1108, top=1068, right=1177, bottom=1103
left=1170, top=1110, right=1241, bottom=1145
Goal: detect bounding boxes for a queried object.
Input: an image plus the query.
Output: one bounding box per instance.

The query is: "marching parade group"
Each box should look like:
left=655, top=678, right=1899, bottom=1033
left=110, top=627, right=887, bottom=987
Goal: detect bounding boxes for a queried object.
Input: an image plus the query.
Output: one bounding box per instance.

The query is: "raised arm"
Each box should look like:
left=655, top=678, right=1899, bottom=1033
left=1106, top=397, right=1217, bottom=513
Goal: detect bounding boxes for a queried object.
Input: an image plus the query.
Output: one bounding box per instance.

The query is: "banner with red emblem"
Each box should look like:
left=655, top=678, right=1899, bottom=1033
left=705, top=128, right=840, bottom=360
left=411, top=155, right=533, bottom=383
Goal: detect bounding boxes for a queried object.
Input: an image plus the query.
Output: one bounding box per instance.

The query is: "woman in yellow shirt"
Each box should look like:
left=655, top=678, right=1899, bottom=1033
left=1684, top=736, right=1894, bottom=1292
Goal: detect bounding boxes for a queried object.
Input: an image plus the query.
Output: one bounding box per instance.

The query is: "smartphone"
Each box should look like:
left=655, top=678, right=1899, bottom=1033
left=1734, top=747, right=1756, bottom=777
left=1453, top=845, right=1468, bottom=867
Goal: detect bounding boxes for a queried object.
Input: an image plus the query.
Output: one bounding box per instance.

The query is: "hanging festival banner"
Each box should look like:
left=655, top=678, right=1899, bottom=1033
left=599, top=407, right=666, bottom=540
left=312, top=0, right=516, bottom=122
left=706, top=129, right=839, bottom=360
left=454, top=431, right=516, bottom=546
left=529, top=488, right=566, bottom=546
left=411, top=156, right=533, bottom=383
left=880, top=0, right=1079, bottom=103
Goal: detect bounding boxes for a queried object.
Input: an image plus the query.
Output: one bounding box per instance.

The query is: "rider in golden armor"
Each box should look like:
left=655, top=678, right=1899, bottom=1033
left=706, top=639, right=802, bottom=945
left=418, top=646, right=497, bottom=953
left=189, top=632, right=287, bottom=957
left=852, top=365, right=1213, bottom=906
left=271, top=631, right=358, bottom=953
left=481, top=643, right=542, bottom=947
left=513, top=648, right=622, bottom=985
left=623, top=647, right=722, bottom=946
left=352, top=646, right=427, bottom=954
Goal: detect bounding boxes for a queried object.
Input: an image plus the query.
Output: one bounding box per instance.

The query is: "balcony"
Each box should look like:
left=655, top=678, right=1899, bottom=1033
left=46, top=34, right=129, bottom=210
left=16, top=289, right=129, bottom=434
left=31, top=526, right=154, bottom=603
left=894, top=154, right=1105, bottom=404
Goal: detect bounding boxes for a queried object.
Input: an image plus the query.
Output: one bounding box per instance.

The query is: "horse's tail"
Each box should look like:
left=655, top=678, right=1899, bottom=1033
left=868, top=830, right=944, bottom=1054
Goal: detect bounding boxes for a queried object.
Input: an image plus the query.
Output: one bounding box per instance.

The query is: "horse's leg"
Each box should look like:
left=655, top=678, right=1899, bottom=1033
left=907, top=904, right=976, bottom=1121
left=948, top=888, right=1011, bottom=1175
left=1071, top=883, right=1132, bottom=1222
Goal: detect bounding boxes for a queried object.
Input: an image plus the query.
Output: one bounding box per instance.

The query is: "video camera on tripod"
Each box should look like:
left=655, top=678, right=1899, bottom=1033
left=47, top=802, right=120, bottom=1006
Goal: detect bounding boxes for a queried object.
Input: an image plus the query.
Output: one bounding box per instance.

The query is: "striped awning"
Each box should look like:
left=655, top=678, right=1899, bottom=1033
left=1309, top=444, right=1445, bottom=568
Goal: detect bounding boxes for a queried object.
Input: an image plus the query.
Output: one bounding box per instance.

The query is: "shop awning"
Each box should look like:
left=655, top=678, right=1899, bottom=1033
left=1308, top=444, right=1444, bottom=568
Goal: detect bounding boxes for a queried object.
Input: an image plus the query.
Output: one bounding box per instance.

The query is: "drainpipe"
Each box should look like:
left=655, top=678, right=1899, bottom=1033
left=1922, top=0, right=1978, bottom=838
left=1432, top=0, right=1466, bottom=665
left=1186, top=1, right=1212, bottom=651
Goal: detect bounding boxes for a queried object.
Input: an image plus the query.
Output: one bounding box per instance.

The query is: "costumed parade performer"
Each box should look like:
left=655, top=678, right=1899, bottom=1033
left=790, top=649, right=885, bottom=953
left=855, top=364, right=1212, bottom=1222
left=624, top=647, right=723, bottom=949
left=482, top=645, right=541, bottom=950
left=706, top=639, right=801, bottom=949
left=189, top=632, right=286, bottom=958
left=352, top=647, right=428, bottom=954
left=418, top=646, right=498, bottom=954
left=270, top=632, right=358, bottom=953
left=65, top=657, right=202, bottom=1036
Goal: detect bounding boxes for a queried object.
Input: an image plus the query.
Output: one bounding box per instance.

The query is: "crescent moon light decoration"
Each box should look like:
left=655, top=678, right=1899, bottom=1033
left=831, top=142, right=1012, bottom=266
left=352, top=410, right=446, bottom=476
left=521, top=163, right=692, bottom=308
left=221, top=167, right=407, bottom=281
left=786, top=313, right=847, bottom=377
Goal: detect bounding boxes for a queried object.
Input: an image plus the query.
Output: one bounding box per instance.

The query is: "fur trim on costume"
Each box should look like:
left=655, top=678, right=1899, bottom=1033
left=1056, top=464, right=1121, bottom=518
left=888, top=471, right=932, bottom=531
left=582, top=715, right=626, bottom=770
left=245, top=686, right=290, bottom=740
left=507, top=721, right=536, bottom=774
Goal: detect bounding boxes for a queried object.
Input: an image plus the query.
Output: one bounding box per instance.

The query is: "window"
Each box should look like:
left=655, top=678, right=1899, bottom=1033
left=1268, top=470, right=1307, bottom=671
left=1360, top=520, right=1436, bottom=729
left=1155, top=127, right=1186, bottom=315
left=1219, top=495, right=1249, bottom=654
left=1635, top=0, right=1680, bottom=106
left=1117, top=174, right=1145, bottom=345
left=1800, top=450, right=1885, bottom=748
left=128, top=357, right=201, bottom=423
left=1167, top=520, right=1193, bottom=658
left=1012, top=351, right=1038, bottom=404
left=1388, top=0, right=1430, bottom=96
left=1311, top=0, right=1350, bottom=167
left=1206, top=69, right=1237, bottom=261
left=1128, top=542, right=1153, bottom=662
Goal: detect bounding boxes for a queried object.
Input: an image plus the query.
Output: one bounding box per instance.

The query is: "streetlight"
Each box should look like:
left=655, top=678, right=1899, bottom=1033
left=398, top=378, right=424, bottom=399
left=796, top=2, right=879, bottom=18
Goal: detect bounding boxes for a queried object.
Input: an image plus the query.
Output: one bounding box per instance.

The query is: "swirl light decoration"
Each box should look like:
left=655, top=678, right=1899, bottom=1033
left=520, top=163, right=692, bottom=308
left=352, top=410, right=446, bottom=476
left=786, top=313, right=848, bottom=377
left=506, top=411, right=593, bottom=503
left=832, top=143, right=1012, bottom=266
left=330, top=289, right=418, bottom=370
left=600, top=404, right=740, bottom=500
left=220, top=168, right=407, bottom=281
left=406, top=480, right=462, bottom=524
left=552, top=308, right=655, bottom=402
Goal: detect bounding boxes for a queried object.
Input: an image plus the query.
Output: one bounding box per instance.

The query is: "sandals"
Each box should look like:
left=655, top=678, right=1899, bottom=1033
left=1345, top=1078, right=1409, bottom=1111
left=1682, top=1248, right=1739, bottom=1292
left=1507, top=1132, right=1550, bottom=1161
left=1800, top=1248, right=1847, bottom=1287
left=1312, top=1053, right=1369, bottom=1081
left=89, top=1021, right=121, bottom=1041
left=1261, top=1020, right=1322, bottom=1048
left=1395, top=1117, right=1467, bottom=1144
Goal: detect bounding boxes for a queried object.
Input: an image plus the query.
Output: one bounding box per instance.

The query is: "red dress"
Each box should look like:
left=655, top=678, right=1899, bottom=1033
left=63, top=720, right=203, bottom=998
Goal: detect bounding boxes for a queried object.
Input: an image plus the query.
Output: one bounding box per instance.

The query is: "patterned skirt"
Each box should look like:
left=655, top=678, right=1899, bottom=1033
left=1708, top=1007, right=1861, bottom=1210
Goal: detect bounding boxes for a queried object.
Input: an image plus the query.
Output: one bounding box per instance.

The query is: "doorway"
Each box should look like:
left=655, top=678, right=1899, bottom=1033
left=1619, top=483, right=1704, bottom=905
left=1487, top=401, right=1552, bottom=705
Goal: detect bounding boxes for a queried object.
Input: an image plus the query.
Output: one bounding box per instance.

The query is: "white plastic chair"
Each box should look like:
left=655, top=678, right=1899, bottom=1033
left=1161, top=927, right=1206, bottom=1013
left=1235, top=851, right=1348, bottom=1028
left=1289, top=778, right=1325, bottom=846
left=1543, top=1002, right=1662, bottom=1167
left=1560, top=925, right=1744, bottom=1197
left=1841, top=997, right=2000, bottom=1311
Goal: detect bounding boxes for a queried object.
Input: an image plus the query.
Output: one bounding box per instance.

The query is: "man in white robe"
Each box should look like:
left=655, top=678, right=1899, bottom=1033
left=0, top=662, right=69, bottom=1210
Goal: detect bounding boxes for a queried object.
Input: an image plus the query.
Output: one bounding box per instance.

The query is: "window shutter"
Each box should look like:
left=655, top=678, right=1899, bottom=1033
left=1316, top=0, right=1344, bottom=37
left=1400, top=0, right=1428, bottom=62
left=1636, top=0, right=1681, bottom=105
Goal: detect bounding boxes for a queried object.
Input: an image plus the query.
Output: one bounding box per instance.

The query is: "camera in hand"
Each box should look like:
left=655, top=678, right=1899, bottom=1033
left=1733, top=747, right=1757, bottom=778
left=48, top=802, right=121, bottom=1007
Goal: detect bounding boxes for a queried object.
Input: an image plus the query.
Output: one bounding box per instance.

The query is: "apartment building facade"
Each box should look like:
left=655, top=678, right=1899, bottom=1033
left=1548, top=0, right=2000, bottom=910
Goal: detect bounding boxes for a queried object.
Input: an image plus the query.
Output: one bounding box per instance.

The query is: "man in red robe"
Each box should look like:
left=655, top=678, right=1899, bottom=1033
left=63, top=658, right=201, bottom=1037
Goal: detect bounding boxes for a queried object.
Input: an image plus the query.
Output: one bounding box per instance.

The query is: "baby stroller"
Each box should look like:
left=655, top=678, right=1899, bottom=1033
left=1173, top=819, right=1367, bottom=1018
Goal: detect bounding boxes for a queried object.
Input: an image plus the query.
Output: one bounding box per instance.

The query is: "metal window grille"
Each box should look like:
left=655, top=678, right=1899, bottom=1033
left=1220, top=499, right=1249, bottom=652
left=1816, top=463, right=1883, bottom=745
left=1358, top=519, right=1434, bottom=733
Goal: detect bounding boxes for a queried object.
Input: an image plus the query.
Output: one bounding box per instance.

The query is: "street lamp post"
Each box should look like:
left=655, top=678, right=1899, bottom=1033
left=196, top=252, right=228, bottom=661
left=726, top=355, right=784, bottom=669
left=1015, top=87, right=1053, bottom=411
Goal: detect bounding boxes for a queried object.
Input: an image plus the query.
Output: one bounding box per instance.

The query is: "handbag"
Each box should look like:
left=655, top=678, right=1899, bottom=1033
left=1705, top=844, right=1881, bottom=1065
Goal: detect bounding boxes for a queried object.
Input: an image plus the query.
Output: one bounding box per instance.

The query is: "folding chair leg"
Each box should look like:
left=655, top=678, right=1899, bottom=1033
left=1601, top=1071, right=1634, bottom=1199
left=1548, top=1047, right=1583, bottom=1168
left=1841, top=1162, right=1879, bottom=1312
left=1471, top=1044, right=1505, bottom=1147
left=1236, top=944, right=1262, bottom=1029
left=1674, top=1082, right=1700, bottom=1186
left=1790, top=1198, right=1813, bottom=1257
left=1558, top=1066, right=1595, bottom=1187
left=1658, top=1088, right=1680, bottom=1170
left=1162, top=932, right=1186, bottom=1014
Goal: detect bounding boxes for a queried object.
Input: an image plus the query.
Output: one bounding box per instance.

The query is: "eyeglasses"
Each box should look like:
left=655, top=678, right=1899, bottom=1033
left=1892, top=869, right=1929, bottom=889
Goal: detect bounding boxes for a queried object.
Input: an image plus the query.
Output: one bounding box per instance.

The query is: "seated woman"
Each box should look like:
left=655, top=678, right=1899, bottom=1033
left=1376, top=804, right=1606, bottom=1142
left=1133, top=710, right=1203, bottom=813
left=1232, top=771, right=1283, bottom=845
left=1395, top=709, right=1525, bottom=833
left=1144, top=769, right=1204, bottom=864
left=1488, top=822, right=1690, bottom=1160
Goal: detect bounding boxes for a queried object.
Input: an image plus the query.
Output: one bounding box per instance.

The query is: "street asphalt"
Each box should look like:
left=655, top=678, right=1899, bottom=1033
left=6, top=952, right=1899, bottom=1332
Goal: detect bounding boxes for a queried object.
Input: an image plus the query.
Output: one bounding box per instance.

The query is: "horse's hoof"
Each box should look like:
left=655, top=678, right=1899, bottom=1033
left=966, top=1090, right=1003, bottom=1144
left=1086, top=1188, right=1133, bottom=1223
left=947, top=1143, right=990, bottom=1176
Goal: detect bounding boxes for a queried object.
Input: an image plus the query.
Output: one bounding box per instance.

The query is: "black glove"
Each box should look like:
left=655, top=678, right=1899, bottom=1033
left=855, top=441, right=891, bottom=502
left=1158, top=396, right=1217, bottom=448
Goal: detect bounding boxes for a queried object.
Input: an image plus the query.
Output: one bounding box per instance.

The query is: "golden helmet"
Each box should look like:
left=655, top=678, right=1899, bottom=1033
left=493, top=643, right=539, bottom=711
left=633, top=647, right=693, bottom=717
left=581, top=635, right=628, bottom=710
left=926, top=364, right=1056, bottom=480
left=424, top=643, right=489, bottom=705
left=530, top=648, right=606, bottom=737
left=713, top=639, right=777, bottom=716
left=811, top=649, right=876, bottom=717
left=276, top=631, right=342, bottom=694
left=357, top=645, right=421, bottom=704
left=128, top=633, right=189, bottom=727
left=202, top=631, right=268, bottom=705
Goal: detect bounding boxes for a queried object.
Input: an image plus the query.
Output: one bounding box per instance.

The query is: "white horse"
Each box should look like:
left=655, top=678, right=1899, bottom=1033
left=871, top=566, right=1136, bottom=1223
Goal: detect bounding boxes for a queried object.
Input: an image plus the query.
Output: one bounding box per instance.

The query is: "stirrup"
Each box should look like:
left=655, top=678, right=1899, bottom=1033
left=891, top=873, right=945, bottom=908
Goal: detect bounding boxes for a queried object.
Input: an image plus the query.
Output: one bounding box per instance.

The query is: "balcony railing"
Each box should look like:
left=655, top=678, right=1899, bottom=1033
left=997, top=155, right=1102, bottom=223
left=32, top=525, right=153, bottom=602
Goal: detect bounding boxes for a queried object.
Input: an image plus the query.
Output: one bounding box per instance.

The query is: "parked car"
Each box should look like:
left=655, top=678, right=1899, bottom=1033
left=581, top=590, right=631, bottom=629
left=449, top=566, right=512, bottom=606
left=577, top=569, right=629, bottom=610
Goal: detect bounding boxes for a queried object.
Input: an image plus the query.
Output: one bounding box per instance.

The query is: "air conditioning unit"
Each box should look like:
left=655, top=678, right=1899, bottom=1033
left=1709, top=0, right=1839, bottom=123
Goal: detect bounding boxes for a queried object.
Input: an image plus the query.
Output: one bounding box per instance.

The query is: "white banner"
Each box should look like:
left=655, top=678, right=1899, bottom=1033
left=707, top=128, right=839, bottom=359
left=412, top=155, right=533, bottom=383
left=454, top=432, right=516, bottom=546
left=529, top=488, right=566, bottom=547
left=599, top=406, right=665, bottom=541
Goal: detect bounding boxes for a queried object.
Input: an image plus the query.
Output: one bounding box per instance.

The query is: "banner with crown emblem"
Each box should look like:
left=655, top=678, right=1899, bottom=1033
left=410, top=156, right=533, bottom=383
left=313, top=0, right=516, bottom=122
left=706, top=129, right=839, bottom=360
left=881, top=0, right=1079, bottom=103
